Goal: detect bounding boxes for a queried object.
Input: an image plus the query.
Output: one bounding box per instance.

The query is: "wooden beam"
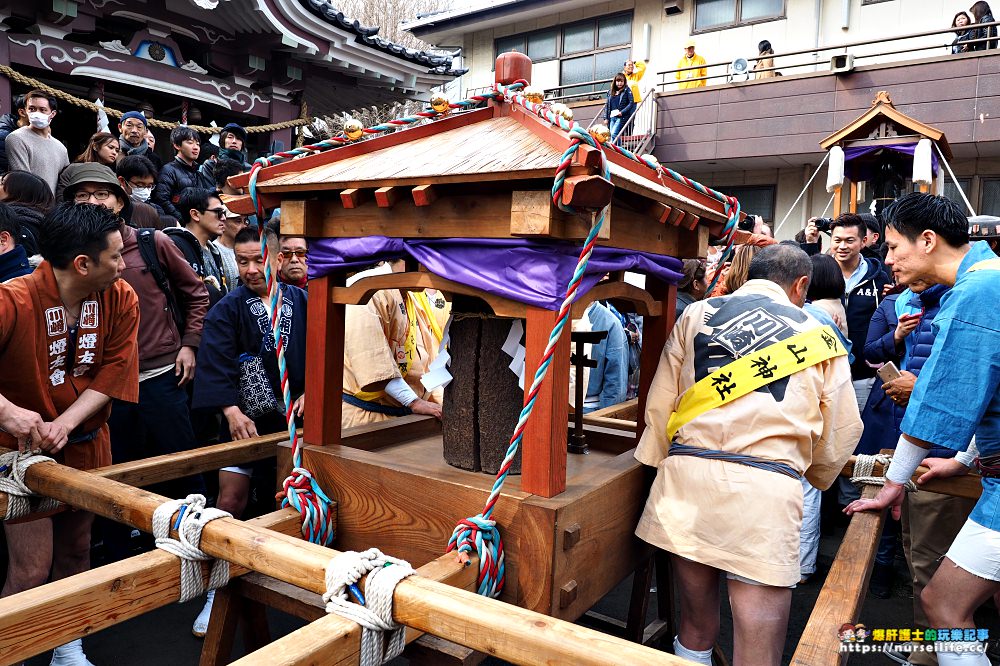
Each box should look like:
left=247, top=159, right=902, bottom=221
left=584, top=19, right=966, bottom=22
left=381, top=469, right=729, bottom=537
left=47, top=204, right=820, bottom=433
left=569, top=280, right=662, bottom=319
left=0, top=510, right=307, bottom=665
left=636, top=278, right=676, bottom=443
left=305, top=275, right=345, bottom=447
left=91, top=433, right=285, bottom=487
left=839, top=456, right=982, bottom=500
left=229, top=552, right=478, bottom=666
left=790, top=485, right=885, bottom=666
left=339, top=188, right=368, bottom=209
left=10, top=459, right=677, bottom=665
left=573, top=144, right=604, bottom=170
left=849, top=180, right=858, bottom=213
left=510, top=190, right=610, bottom=240
left=375, top=186, right=402, bottom=208
left=411, top=184, right=437, bottom=207
left=278, top=200, right=328, bottom=236
left=833, top=185, right=843, bottom=219
left=522, top=306, right=570, bottom=498
left=561, top=175, right=614, bottom=209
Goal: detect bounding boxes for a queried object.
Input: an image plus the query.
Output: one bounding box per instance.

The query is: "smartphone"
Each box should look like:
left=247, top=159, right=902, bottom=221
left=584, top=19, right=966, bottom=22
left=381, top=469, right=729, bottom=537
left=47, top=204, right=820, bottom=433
left=899, top=312, right=922, bottom=321
left=877, top=361, right=902, bottom=383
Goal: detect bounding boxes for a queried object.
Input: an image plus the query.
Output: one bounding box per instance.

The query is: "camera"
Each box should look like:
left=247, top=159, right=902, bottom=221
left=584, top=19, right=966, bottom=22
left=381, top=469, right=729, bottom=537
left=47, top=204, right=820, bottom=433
left=813, top=217, right=835, bottom=233
left=738, top=214, right=758, bottom=232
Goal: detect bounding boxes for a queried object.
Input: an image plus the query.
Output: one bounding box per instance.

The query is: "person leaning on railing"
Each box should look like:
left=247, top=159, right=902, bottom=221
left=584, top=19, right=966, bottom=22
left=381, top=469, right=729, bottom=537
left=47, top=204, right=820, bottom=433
left=952, top=11, right=977, bottom=53
left=753, top=40, right=777, bottom=79
left=676, top=38, right=707, bottom=89
left=970, top=1, right=998, bottom=51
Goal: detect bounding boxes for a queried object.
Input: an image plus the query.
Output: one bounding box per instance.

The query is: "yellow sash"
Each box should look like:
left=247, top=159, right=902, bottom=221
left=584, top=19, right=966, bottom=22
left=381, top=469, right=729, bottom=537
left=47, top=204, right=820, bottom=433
left=353, top=291, right=443, bottom=402
left=666, top=325, right=846, bottom=440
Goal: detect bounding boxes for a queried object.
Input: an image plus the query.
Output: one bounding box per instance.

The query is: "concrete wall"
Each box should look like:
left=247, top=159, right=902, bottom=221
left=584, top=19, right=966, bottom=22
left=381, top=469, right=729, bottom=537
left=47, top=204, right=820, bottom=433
left=457, top=0, right=969, bottom=96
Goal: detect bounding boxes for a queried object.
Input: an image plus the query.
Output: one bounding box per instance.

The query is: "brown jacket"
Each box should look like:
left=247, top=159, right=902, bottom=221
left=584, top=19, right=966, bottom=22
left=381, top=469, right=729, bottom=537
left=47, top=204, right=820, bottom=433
left=119, top=224, right=209, bottom=370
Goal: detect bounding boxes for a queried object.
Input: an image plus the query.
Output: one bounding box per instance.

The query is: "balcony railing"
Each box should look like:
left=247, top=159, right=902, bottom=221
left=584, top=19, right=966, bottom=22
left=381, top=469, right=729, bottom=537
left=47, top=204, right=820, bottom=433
left=656, top=20, right=1000, bottom=89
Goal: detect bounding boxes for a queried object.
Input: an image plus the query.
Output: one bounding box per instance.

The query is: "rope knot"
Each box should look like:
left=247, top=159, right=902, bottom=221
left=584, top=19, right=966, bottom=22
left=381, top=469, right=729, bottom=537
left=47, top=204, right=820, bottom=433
left=0, top=450, right=58, bottom=521
left=280, top=467, right=336, bottom=546
left=152, top=494, right=231, bottom=603
left=324, top=549, right=416, bottom=666
left=851, top=453, right=917, bottom=492
left=447, top=514, right=505, bottom=598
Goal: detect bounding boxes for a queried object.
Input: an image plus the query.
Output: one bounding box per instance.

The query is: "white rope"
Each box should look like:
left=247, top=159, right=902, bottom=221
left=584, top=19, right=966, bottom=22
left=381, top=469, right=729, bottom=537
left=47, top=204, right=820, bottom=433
left=152, top=494, right=232, bottom=603
left=933, top=142, right=976, bottom=216
left=0, top=450, right=58, bottom=521
left=850, top=453, right=917, bottom=492
left=323, top=548, right=416, bottom=666
left=774, top=151, right=831, bottom=237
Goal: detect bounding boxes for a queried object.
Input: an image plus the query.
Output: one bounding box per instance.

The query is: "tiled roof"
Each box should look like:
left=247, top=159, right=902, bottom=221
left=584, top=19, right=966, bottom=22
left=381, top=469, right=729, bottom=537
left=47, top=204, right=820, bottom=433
left=299, top=0, right=468, bottom=76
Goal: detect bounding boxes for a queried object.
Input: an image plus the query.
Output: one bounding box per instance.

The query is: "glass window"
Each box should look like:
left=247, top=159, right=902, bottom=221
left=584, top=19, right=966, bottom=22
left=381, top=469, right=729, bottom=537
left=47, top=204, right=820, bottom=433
left=595, top=48, right=631, bottom=84
left=944, top=177, right=973, bottom=208
left=527, top=30, right=558, bottom=61
left=717, top=185, right=776, bottom=223
left=563, top=22, right=595, bottom=54
left=980, top=179, right=1000, bottom=216
left=560, top=56, right=595, bottom=97
left=695, top=0, right=737, bottom=31
left=496, top=34, right=524, bottom=57
left=740, top=0, right=784, bottom=21
left=598, top=14, right=631, bottom=48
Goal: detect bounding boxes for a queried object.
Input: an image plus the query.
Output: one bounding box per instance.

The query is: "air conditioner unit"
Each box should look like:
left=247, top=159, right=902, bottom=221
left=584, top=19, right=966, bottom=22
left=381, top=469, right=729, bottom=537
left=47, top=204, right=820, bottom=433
left=830, top=53, right=855, bottom=74
left=728, top=57, right=750, bottom=82
left=664, top=0, right=684, bottom=16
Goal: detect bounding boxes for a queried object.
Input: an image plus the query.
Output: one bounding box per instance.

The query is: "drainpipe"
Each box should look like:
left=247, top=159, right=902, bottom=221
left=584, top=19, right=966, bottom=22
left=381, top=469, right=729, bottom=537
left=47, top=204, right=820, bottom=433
left=841, top=0, right=851, bottom=30
left=814, top=0, right=823, bottom=70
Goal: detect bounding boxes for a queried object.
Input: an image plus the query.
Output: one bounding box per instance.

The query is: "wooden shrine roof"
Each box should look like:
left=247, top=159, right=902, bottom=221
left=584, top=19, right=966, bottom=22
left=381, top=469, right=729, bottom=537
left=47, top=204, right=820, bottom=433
left=820, top=90, right=953, bottom=159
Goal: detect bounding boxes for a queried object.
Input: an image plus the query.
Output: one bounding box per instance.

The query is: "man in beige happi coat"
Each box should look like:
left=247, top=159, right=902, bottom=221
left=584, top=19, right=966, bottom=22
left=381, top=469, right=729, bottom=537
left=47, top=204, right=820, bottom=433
left=341, top=260, right=449, bottom=428
left=635, top=244, right=862, bottom=665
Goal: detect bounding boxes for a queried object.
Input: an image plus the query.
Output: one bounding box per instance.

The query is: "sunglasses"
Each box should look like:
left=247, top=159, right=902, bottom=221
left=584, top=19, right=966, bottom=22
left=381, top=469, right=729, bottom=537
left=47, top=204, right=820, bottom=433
left=203, top=207, right=227, bottom=218
left=278, top=249, right=307, bottom=259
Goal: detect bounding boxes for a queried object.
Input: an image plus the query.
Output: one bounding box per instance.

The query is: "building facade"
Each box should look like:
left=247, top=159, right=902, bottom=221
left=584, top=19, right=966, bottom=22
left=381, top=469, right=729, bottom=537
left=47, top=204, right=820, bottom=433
left=406, top=0, right=999, bottom=237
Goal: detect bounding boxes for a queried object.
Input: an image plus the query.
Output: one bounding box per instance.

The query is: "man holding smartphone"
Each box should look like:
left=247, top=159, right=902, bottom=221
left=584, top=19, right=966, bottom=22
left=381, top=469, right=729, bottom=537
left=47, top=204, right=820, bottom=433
left=847, top=193, right=1000, bottom=666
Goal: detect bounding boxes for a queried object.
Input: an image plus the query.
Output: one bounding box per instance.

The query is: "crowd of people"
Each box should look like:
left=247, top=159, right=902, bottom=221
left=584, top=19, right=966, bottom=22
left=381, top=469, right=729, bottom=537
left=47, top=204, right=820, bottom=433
left=1, top=78, right=1000, bottom=666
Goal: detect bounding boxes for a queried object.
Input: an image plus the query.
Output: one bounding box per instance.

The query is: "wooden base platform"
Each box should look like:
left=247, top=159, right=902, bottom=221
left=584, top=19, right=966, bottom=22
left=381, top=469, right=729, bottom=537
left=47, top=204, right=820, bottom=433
left=278, top=414, right=650, bottom=620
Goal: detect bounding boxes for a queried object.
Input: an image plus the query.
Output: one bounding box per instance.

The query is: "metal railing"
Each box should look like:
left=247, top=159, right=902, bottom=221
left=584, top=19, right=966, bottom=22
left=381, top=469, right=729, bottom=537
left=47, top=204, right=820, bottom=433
left=583, top=92, right=657, bottom=155
left=656, top=20, right=1000, bottom=89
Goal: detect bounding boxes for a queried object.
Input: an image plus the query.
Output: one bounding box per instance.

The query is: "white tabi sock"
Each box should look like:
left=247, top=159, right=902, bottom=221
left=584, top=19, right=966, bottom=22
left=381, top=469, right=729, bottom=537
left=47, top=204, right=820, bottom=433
left=674, top=636, right=714, bottom=665
left=936, top=644, right=990, bottom=665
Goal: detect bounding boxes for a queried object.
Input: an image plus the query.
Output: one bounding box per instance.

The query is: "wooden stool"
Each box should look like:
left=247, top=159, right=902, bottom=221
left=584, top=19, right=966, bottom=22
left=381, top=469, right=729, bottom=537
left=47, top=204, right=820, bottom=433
left=198, top=572, right=484, bottom=666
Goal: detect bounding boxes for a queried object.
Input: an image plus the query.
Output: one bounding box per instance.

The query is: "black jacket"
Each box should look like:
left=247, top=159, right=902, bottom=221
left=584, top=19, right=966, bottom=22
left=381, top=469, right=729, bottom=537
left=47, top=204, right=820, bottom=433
left=844, top=256, right=893, bottom=379
left=7, top=203, right=45, bottom=257
left=0, top=114, right=20, bottom=173
left=971, top=13, right=998, bottom=50
left=153, top=157, right=214, bottom=220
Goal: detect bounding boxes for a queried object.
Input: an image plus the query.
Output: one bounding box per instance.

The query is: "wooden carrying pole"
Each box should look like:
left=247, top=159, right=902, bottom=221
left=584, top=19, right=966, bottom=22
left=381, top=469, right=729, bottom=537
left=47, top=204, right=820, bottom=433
left=0, top=457, right=684, bottom=666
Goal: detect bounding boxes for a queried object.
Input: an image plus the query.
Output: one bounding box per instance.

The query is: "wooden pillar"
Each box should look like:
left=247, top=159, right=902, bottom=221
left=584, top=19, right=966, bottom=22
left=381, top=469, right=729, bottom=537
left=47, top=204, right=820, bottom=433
left=636, top=278, right=676, bottom=442
left=832, top=186, right=843, bottom=218
left=0, top=38, right=10, bottom=122
left=849, top=180, right=858, bottom=213
left=304, top=275, right=344, bottom=447
left=521, top=306, right=571, bottom=497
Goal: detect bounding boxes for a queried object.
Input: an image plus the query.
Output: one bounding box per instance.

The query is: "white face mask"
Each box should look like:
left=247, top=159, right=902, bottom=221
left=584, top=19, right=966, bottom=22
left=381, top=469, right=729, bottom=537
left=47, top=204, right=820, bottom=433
left=130, top=186, right=152, bottom=202
left=27, top=112, right=50, bottom=129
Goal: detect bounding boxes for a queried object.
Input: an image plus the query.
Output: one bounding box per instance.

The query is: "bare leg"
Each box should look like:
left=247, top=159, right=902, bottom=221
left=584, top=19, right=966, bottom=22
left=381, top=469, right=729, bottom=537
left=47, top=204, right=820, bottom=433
left=50, top=510, right=95, bottom=582
left=216, top=470, right=251, bottom=519
left=2, top=517, right=53, bottom=596
left=670, top=554, right=721, bottom=652
left=922, top=558, right=999, bottom=627
left=728, top=579, right=792, bottom=666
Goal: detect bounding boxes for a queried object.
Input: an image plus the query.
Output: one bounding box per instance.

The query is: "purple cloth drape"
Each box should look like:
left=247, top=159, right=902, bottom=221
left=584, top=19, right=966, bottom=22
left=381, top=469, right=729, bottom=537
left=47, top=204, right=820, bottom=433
left=843, top=143, right=938, bottom=182
left=307, top=237, right=684, bottom=311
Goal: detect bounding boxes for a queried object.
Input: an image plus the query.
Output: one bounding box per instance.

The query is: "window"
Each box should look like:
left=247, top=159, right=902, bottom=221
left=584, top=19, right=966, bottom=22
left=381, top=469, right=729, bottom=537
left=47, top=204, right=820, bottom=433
left=979, top=178, right=1000, bottom=216
left=693, top=0, right=784, bottom=33
left=716, top=185, right=776, bottom=223
left=943, top=177, right=972, bottom=209
left=495, top=13, right=632, bottom=98
left=494, top=29, right=558, bottom=62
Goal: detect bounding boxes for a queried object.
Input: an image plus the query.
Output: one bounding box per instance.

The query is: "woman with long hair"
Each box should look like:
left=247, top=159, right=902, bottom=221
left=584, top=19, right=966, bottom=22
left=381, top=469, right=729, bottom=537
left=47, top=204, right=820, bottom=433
left=675, top=258, right=708, bottom=321
left=953, top=11, right=976, bottom=53
left=752, top=39, right=777, bottom=79
left=75, top=132, right=119, bottom=165
left=969, top=1, right=997, bottom=50
left=0, top=170, right=54, bottom=259
left=604, top=72, right=635, bottom=142
left=711, top=243, right=760, bottom=296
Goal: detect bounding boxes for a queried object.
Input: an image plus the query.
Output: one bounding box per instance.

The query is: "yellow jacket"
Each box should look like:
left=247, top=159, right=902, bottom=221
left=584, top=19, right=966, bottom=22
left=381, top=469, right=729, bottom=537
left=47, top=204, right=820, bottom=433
left=626, top=60, right=646, bottom=103
left=676, top=54, right=707, bottom=89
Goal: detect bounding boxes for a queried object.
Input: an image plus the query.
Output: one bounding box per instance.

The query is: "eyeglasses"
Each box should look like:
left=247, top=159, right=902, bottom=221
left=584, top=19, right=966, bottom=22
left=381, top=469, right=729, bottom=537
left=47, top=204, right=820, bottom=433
left=203, top=207, right=227, bottom=218
left=278, top=249, right=307, bottom=259
left=74, top=189, right=113, bottom=202
left=122, top=121, right=145, bottom=131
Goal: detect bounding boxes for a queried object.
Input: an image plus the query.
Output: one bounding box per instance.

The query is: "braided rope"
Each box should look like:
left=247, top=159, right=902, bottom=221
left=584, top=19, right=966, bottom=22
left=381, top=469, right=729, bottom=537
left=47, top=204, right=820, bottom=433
left=323, top=549, right=416, bottom=666
left=152, top=494, right=232, bottom=603
left=0, top=450, right=58, bottom=521
left=0, top=64, right=310, bottom=134
left=851, top=453, right=917, bottom=492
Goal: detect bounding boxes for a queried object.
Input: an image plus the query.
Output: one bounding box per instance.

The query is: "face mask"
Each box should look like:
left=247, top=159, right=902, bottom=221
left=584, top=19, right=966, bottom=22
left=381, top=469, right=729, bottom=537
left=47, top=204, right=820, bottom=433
left=28, top=112, right=50, bottom=129
left=130, top=186, right=152, bottom=202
